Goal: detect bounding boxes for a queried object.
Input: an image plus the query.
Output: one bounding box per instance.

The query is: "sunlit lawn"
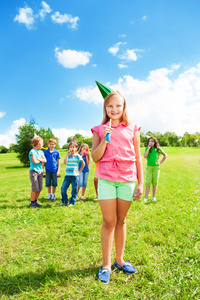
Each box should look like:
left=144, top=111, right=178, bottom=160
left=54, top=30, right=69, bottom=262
left=0, top=148, right=199, bottom=299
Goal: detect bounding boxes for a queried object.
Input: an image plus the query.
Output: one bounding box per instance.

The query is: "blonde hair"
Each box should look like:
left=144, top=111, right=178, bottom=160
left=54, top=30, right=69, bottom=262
left=101, top=91, right=131, bottom=125
left=31, top=136, right=43, bottom=147
left=48, top=138, right=57, bottom=145
left=79, top=143, right=91, bottom=167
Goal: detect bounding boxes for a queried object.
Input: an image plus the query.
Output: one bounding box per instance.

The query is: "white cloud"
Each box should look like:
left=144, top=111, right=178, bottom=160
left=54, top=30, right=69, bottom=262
left=39, top=1, right=52, bottom=20
left=0, top=111, right=6, bottom=118
left=75, top=63, right=200, bottom=135
left=0, top=118, right=26, bottom=147
left=120, top=49, right=138, bottom=61
left=108, top=42, right=122, bottom=56
left=75, top=85, right=104, bottom=104
left=118, top=63, right=128, bottom=69
left=14, top=6, right=35, bottom=29
left=55, top=47, right=92, bottom=69
left=51, top=11, right=79, bottom=29
left=52, top=128, right=92, bottom=147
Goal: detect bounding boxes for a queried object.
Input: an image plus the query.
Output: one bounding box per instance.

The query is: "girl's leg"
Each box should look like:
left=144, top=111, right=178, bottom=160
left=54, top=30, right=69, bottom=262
left=99, top=199, right=117, bottom=270
left=81, top=187, right=86, bottom=197
left=115, top=198, right=132, bottom=266
left=145, top=186, right=150, bottom=198
left=152, top=186, right=157, bottom=198
left=94, top=177, right=98, bottom=198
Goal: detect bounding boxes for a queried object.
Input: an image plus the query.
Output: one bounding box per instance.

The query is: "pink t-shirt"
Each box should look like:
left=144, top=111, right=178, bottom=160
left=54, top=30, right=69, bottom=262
left=91, top=121, right=141, bottom=182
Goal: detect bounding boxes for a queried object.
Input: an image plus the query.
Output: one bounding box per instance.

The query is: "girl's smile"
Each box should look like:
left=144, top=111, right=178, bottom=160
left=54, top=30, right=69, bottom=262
left=106, top=96, right=124, bottom=123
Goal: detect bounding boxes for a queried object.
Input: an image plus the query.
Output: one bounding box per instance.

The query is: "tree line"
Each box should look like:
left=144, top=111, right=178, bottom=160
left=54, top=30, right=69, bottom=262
left=0, top=121, right=199, bottom=165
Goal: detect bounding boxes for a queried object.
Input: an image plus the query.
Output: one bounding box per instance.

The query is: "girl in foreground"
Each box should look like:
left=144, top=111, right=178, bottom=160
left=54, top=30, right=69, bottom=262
left=91, top=90, right=143, bottom=283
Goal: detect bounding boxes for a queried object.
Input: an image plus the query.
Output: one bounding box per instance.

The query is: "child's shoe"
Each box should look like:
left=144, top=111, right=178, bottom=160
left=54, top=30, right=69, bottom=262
left=80, top=196, right=86, bottom=200
left=152, top=198, right=156, bottom=202
left=47, top=194, right=51, bottom=200
left=97, top=266, right=111, bottom=283
left=51, top=194, right=55, bottom=200
left=35, top=200, right=42, bottom=207
left=143, top=198, right=147, bottom=203
left=29, top=201, right=36, bottom=208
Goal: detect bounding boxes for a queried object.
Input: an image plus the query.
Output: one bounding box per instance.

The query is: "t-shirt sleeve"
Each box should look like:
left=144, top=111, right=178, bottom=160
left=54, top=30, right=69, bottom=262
left=91, top=125, right=99, bottom=135
left=159, top=147, right=165, bottom=155
left=133, top=124, right=141, bottom=134
left=57, top=151, right=61, bottom=159
left=144, top=147, right=148, bottom=154
left=78, top=154, right=83, bottom=162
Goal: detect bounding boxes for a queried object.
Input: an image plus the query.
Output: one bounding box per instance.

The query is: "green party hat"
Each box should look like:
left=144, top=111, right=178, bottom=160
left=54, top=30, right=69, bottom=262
left=95, top=81, right=113, bottom=100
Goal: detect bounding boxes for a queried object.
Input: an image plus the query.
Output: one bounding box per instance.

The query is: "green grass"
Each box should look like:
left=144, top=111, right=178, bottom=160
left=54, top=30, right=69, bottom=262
left=0, top=148, right=199, bottom=299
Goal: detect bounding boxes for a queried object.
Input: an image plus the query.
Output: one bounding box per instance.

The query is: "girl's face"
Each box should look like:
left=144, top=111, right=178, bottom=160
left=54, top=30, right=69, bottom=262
left=148, top=139, right=155, bottom=147
left=106, top=96, right=124, bottom=121
left=81, top=145, right=87, bottom=152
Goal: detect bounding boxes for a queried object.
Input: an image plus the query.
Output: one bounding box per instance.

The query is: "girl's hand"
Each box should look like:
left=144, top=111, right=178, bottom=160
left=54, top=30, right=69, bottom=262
left=133, top=184, right=143, bottom=201
left=156, top=161, right=161, bottom=165
left=103, top=125, right=113, bottom=140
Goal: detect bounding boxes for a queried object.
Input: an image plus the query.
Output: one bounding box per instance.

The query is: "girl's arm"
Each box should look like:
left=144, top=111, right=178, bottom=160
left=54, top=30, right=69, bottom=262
left=157, top=152, right=167, bottom=165
left=86, top=155, right=89, bottom=166
left=91, top=126, right=112, bottom=163
left=144, top=146, right=151, bottom=158
left=78, top=160, right=85, bottom=173
left=133, top=131, right=144, bottom=200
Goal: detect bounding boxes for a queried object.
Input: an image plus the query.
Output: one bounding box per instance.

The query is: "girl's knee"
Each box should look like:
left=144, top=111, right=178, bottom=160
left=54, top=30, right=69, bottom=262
left=103, top=217, right=116, bottom=229
left=116, top=218, right=126, bottom=227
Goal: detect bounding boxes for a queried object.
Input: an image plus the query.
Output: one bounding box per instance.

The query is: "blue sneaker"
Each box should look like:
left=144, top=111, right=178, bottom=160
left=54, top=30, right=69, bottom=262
left=97, top=266, right=111, bottom=283
left=29, top=201, right=36, bottom=209
left=114, top=260, right=137, bottom=274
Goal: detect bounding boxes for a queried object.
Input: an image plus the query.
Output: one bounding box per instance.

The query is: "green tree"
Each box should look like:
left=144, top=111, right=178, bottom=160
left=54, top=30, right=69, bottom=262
left=0, top=146, right=9, bottom=153
left=15, top=122, right=37, bottom=166
left=15, top=121, right=59, bottom=166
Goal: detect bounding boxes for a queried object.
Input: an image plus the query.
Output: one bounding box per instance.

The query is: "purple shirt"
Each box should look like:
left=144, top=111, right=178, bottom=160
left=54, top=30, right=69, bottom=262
left=91, top=121, right=141, bottom=182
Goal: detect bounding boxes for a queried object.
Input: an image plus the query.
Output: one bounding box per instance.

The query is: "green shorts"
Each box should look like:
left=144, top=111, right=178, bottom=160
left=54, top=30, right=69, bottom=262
left=145, top=165, right=160, bottom=186
left=98, top=178, right=136, bottom=201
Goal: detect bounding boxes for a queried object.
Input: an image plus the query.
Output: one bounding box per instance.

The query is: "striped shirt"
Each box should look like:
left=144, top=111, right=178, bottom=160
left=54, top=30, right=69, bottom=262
left=66, top=153, right=83, bottom=176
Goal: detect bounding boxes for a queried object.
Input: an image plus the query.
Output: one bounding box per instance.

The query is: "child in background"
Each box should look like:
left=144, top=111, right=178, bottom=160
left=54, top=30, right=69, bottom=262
left=91, top=88, right=143, bottom=283
left=60, top=140, right=85, bottom=206
left=143, top=137, right=167, bottom=202
left=77, top=143, right=90, bottom=200
left=29, top=137, right=46, bottom=208
left=43, top=138, right=60, bottom=200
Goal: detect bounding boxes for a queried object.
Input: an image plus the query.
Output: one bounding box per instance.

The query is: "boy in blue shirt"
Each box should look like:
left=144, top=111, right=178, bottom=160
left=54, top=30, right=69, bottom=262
left=29, top=137, right=46, bottom=208
left=60, top=140, right=85, bottom=206
left=43, top=138, right=61, bottom=200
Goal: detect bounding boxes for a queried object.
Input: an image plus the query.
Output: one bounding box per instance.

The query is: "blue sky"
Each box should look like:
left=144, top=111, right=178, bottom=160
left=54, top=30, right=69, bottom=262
left=1, top=0, right=200, bottom=147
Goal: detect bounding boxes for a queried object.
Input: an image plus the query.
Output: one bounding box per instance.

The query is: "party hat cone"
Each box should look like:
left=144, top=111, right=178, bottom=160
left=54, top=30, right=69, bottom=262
left=95, top=81, right=113, bottom=99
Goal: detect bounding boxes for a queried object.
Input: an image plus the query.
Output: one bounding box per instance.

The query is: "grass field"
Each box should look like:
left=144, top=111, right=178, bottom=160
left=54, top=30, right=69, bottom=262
left=0, top=148, right=199, bottom=299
